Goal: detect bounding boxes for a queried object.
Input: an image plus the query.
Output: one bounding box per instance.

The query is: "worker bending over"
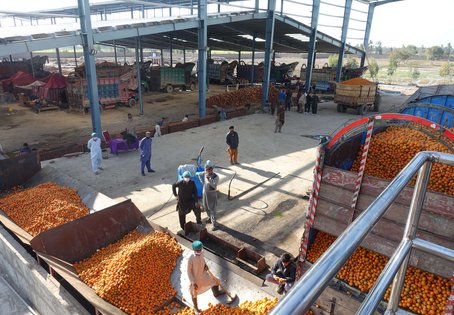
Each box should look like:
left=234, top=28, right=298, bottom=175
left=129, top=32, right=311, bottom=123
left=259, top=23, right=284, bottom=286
left=187, top=241, right=225, bottom=312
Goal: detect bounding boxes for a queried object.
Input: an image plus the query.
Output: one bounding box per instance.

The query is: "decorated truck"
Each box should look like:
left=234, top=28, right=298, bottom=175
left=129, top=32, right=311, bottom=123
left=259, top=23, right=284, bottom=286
left=66, top=70, right=137, bottom=112
left=294, top=113, right=454, bottom=315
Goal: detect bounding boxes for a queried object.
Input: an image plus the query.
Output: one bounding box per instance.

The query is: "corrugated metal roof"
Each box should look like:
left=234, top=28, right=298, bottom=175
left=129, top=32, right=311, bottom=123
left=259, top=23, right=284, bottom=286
left=0, top=11, right=364, bottom=57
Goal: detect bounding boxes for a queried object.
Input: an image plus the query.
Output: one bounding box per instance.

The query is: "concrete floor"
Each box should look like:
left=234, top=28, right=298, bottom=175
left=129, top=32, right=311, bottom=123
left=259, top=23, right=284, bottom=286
left=42, top=99, right=404, bottom=266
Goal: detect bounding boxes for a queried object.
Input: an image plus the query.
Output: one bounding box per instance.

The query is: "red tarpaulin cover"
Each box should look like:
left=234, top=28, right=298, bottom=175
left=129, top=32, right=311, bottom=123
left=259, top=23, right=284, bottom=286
left=1, top=71, right=36, bottom=87
left=43, top=73, right=66, bottom=89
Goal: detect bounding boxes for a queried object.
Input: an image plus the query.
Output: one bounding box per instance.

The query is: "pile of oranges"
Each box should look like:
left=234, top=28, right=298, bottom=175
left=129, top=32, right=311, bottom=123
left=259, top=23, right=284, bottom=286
left=155, top=297, right=314, bottom=315
left=0, top=182, right=89, bottom=236
left=74, top=230, right=182, bottom=314
left=350, top=126, right=454, bottom=195
left=306, top=232, right=451, bottom=315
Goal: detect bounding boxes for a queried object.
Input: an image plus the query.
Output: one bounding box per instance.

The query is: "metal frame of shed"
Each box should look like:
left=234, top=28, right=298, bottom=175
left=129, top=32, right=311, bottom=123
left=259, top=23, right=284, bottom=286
left=0, top=0, right=401, bottom=135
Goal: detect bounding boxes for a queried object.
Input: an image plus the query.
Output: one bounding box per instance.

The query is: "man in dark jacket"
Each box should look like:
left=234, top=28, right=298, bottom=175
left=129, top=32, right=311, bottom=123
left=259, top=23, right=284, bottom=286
left=265, top=253, right=296, bottom=295
left=311, top=92, right=319, bottom=114
left=226, top=126, right=239, bottom=165
left=172, top=171, right=201, bottom=229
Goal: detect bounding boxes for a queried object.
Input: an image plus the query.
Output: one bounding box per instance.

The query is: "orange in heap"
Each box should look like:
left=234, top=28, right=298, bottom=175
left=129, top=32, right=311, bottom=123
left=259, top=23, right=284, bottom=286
left=306, top=232, right=451, bottom=315
left=74, top=230, right=182, bottom=315
left=351, top=126, right=454, bottom=196
left=0, top=182, right=89, bottom=236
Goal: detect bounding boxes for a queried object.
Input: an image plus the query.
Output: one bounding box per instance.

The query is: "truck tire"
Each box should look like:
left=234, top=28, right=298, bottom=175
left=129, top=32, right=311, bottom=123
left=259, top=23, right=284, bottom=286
left=337, top=104, right=347, bottom=113
left=128, top=98, right=136, bottom=108
left=357, top=104, right=367, bottom=115
left=166, top=84, right=174, bottom=93
left=189, top=82, right=196, bottom=91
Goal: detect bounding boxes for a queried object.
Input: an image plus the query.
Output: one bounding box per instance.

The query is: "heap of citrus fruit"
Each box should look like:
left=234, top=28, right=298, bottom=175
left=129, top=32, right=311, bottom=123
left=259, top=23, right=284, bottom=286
left=306, top=231, right=451, bottom=315
left=350, top=126, right=454, bottom=195
left=74, top=230, right=182, bottom=314
left=0, top=182, right=89, bottom=236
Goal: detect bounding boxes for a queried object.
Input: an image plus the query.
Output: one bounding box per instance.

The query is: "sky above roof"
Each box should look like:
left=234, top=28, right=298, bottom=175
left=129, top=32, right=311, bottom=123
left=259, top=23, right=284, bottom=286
left=1, top=0, right=453, bottom=48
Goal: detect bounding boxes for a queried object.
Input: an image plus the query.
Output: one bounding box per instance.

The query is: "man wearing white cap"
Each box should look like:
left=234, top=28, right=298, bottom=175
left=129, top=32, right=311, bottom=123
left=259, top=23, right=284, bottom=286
left=87, top=132, right=103, bottom=175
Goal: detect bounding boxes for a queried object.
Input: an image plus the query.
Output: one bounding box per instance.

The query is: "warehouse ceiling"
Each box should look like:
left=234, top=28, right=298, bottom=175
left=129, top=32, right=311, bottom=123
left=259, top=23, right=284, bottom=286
left=0, top=0, right=403, bottom=57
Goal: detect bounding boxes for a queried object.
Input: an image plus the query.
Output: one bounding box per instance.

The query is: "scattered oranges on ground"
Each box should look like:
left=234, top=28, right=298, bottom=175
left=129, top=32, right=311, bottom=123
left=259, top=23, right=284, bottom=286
left=0, top=182, right=89, bottom=236
left=306, top=231, right=451, bottom=315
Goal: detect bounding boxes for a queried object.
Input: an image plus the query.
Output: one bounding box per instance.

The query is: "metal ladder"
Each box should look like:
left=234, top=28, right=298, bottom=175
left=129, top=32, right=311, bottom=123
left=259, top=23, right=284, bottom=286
left=270, top=151, right=454, bottom=315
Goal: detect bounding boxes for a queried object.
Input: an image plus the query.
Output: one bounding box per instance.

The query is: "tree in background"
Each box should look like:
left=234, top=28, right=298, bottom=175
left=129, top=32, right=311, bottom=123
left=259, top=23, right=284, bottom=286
left=327, top=54, right=338, bottom=68
left=376, top=41, right=383, bottom=55
left=368, top=58, right=379, bottom=81
left=425, top=46, right=444, bottom=60
left=410, top=68, right=421, bottom=83
left=445, top=43, right=452, bottom=60
left=439, top=63, right=453, bottom=80
left=327, top=54, right=358, bottom=68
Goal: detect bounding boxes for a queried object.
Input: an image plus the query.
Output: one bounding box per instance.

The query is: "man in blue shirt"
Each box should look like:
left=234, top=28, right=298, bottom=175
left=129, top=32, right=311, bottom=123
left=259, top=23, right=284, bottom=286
left=139, top=131, right=155, bottom=176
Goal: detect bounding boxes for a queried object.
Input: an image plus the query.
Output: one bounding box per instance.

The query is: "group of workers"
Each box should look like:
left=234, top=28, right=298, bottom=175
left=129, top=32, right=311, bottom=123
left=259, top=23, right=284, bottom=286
left=86, top=114, right=296, bottom=310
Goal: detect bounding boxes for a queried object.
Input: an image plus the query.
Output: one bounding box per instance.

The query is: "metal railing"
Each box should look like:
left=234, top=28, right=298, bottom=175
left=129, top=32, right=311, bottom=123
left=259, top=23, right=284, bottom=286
left=269, top=151, right=454, bottom=315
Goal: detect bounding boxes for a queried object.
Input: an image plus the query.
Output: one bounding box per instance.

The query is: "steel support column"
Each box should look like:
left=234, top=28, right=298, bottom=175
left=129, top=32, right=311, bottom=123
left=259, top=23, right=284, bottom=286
left=78, top=0, right=102, bottom=137
left=336, top=0, right=353, bottom=82
left=30, top=52, right=35, bottom=77
left=255, top=0, right=260, bottom=12
left=280, top=0, right=284, bottom=15
left=136, top=37, right=144, bottom=116
left=73, top=46, right=78, bottom=67
left=113, top=40, right=118, bottom=65
left=140, top=47, right=144, bottom=63
left=305, top=0, right=320, bottom=92
left=361, top=4, right=375, bottom=67
left=170, top=37, right=173, bottom=67
left=183, top=49, right=186, bottom=63
left=160, top=49, right=164, bottom=65
left=238, top=51, right=241, bottom=64
left=251, top=33, right=257, bottom=85
left=262, top=0, right=276, bottom=106
left=56, top=48, right=62, bottom=75
left=191, top=0, right=194, bottom=15
left=197, top=0, right=208, bottom=118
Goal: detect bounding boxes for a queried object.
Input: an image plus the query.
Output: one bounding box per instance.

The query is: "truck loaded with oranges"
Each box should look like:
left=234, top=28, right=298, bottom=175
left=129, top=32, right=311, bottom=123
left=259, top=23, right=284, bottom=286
left=296, top=113, right=454, bottom=315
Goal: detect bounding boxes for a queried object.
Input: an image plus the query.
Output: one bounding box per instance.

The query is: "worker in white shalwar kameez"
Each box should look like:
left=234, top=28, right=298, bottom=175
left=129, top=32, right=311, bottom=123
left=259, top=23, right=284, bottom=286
left=187, top=241, right=224, bottom=312
left=197, top=160, right=219, bottom=230
left=87, top=132, right=103, bottom=175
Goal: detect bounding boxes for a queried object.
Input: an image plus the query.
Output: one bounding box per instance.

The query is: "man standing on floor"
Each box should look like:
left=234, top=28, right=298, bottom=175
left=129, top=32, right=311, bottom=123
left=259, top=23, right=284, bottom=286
left=139, top=131, right=155, bottom=176
left=187, top=240, right=225, bottom=312
left=305, top=91, right=312, bottom=114
left=311, top=92, right=319, bottom=114
left=123, top=113, right=137, bottom=146
left=226, top=125, right=239, bottom=165
left=173, top=171, right=202, bottom=229
left=198, top=160, right=219, bottom=230
left=87, top=132, right=103, bottom=175
left=275, top=104, right=285, bottom=133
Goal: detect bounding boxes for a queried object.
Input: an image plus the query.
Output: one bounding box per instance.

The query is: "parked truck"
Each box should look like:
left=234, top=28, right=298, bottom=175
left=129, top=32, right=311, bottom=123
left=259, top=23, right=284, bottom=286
left=66, top=70, right=137, bottom=112
left=207, top=59, right=238, bottom=84
left=148, top=63, right=197, bottom=93
left=295, top=113, right=454, bottom=315
left=334, top=77, right=379, bottom=115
